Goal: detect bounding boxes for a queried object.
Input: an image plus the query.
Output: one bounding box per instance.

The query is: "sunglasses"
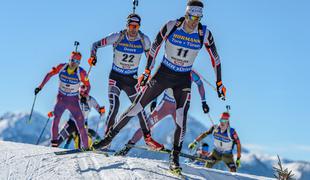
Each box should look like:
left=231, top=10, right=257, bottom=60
left=128, top=24, right=140, bottom=30
left=70, top=59, right=80, bottom=64
left=220, top=119, right=229, bottom=123
left=187, top=14, right=202, bottom=21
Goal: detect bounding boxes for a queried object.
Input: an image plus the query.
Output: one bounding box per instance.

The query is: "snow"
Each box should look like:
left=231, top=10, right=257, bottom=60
left=0, top=140, right=274, bottom=180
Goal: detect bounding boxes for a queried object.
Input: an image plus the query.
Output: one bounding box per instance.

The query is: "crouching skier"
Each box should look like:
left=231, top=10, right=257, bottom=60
left=188, top=112, right=242, bottom=172
left=35, top=51, right=91, bottom=150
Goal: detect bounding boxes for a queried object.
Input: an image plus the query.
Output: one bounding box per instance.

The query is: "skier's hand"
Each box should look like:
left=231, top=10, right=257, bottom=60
left=34, top=87, right=41, bottom=95
left=99, top=106, right=105, bottom=116
left=236, top=157, right=241, bottom=168
left=47, top=111, right=54, bottom=118
left=150, top=101, right=157, bottom=112
left=216, top=80, right=226, bottom=100
left=188, top=140, right=198, bottom=150
left=88, top=55, right=97, bottom=66
left=202, top=101, right=209, bottom=113
left=138, top=69, right=151, bottom=87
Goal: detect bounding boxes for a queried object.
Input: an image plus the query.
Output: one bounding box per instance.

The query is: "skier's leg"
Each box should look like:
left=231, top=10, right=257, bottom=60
left=68, top=97, right=89, bottom=149
left=57, top=119, right=77, bottom=145
left=170, top=84, right=191, bottom=169
left=222, top=154, right=237, bottom=172
left=105, top=79, right=121, bottom=135
left=205, top=150, right=221, bottom=168
left=93, top=77, right=166, bottom=149
left=51, top=94, right=66, bottom=147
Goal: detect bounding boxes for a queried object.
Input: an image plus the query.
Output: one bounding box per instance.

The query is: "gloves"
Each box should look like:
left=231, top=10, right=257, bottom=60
left=216, top=80, right=226, bottom=99
left=47, top=111, right=54, bottom=118
left=236, top=157, right=241, bottom=168
left=188, top=140, right=198, bottom=150
left=99, top=106, right=106, bottom=116
left=80, top=96, right=87, bottom=104
left=202, top=101, right=209, bottom=113
left=150, top=101, right=157, bottom=112
left=138, top=69, right=151, bottom=87
left=88, top=56, right=97, bottom=66
left=34, top=87, right=41, bottom=95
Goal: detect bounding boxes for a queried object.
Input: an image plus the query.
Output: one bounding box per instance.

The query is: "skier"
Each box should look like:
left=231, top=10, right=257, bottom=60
left=35, top=51, right=91, bottom=149
left=56, top=84, right=105, bottom=149
left=88, top=13, right=162, bottom=148
left=94, top=0, right=226, bottom=173
left=116, top=69, right=210, bottom=156
left=185, top=142, right=210, bottom=166
left=188, top=112, right=241, bottom=172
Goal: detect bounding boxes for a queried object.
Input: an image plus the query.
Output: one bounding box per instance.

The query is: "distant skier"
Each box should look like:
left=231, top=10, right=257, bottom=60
left=56, top=84, right=105, bottom=149
left=35, top=52, right=91, bottom=149
left=185, top=142, right=210, bottom=166
left=93, top=0, right=226, bottom=173
left=188, top=112, right=241, bottom=172
left=116, top=69, right=210, bottom=156
left=89, top=13, right=162, bottom=148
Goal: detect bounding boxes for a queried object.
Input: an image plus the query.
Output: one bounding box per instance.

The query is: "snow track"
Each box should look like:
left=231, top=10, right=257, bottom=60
left=0, top=141, right=275, bottom=180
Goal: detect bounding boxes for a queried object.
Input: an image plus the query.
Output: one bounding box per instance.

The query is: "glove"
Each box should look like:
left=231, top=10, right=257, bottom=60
left=216, top=80, right=226, bottom=99
left=138, top=69, right=151, bottom=87
left=202, top=101, right=209, bottom=113
left=188, top=140, right=198, bottom=150
left=47, top=111, right=54, bottom=118
left=236, top=157, right=241, bottom=168
left=150, top=101, right=157, bottom=112
left=88, top=56, right=97, bottom=66
left=99, top=106, right=105, bottom=116
left=34, top=87, right=41, bottom=95
left=80, top=96, right=87, bottom=104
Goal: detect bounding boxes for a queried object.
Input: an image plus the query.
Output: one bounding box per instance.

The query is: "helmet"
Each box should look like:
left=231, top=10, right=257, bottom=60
left=127, top=13, right=141, bottom=25
left=79, top=83, right=88, bottom=96
left=70, top=51, right=82, bottom=61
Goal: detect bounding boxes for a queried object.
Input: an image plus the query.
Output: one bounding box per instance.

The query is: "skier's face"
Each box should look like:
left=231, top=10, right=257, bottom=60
left=219, top=119, right=229, bottom=130
left=69, top=59, right=80, bottom=69
left=127, top=22, right=140, bottom=38
left=185, top=14, right=202, bottom=30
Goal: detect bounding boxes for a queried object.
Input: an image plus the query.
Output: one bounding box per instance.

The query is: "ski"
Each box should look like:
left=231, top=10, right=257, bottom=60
left=126, top=144, right=214, bottom=163
left=54, top=148, right=115, bottom=156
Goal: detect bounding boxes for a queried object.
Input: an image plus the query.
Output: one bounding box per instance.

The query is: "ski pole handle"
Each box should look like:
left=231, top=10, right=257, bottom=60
left=74, top=41, right=80, bottom=52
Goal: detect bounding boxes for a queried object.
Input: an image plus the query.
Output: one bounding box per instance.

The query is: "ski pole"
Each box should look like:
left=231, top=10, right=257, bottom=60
left=85, top=65, right=93, bottom=81
left=207, top=113, right=216, bottom=126
left=95, top=107, right=106, bottom=138
left=27, top=94, right=38, bottom=124
left=74, top=41, right=80, bottom=52
left=133, top=0, right=139, bottom=14
left=36, top=111, right=53, bottom=145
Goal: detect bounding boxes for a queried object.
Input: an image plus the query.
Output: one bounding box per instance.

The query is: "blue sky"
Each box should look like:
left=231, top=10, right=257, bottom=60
left=0, top=0, right=310, bottom=161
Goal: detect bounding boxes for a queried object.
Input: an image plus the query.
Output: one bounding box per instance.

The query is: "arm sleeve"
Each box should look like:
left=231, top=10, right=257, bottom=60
left=89, top=96, right=101, bottom=114
left=146, top=20, right=177, bottom=70
left=195, top=125, right=215, bottom=142
left=90, top=32, right=121, bottom=57
left=191, top=70, right=206, bottom=102
left=80, top=68, right=91, bottom=95
left=203, top=29, right=222, bottom=82
left=38, top=63, right=64, bottom=89
left=232, top=130, right=242, bottom=158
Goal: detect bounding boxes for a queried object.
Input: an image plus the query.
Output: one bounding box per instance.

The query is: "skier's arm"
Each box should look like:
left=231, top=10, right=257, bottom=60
left=195, top=126, right=215, bottom=142
left=38, top=63, right=64, bottom=89
left=90, top=32, right=120, bottom=57
left=191, top=70, right=206, bottom=102
left=204, top=30, right=222, bottom=83
left=232, top=131, right=242, bottom=159
left=80, top=69, right=91, bottom=95
left=145, top=21, right=176, bottom=71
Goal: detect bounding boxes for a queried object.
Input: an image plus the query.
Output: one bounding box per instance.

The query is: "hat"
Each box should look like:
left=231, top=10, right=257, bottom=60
left=127, top=13, right=141, bottom=25
left=71, top=51, right=82, bottom=61
left=220, top=112, right=230, bottom=120
left=186, top=0, right=204, bottom=17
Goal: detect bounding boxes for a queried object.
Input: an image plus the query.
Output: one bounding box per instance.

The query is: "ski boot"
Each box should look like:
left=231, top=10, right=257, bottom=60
left=169, top=150, right=182, bottom=175
left=51, top=140, right=59, bottom=147
left=92, top=131, right=114, bottom=150
left=144, top=134, right=164, bottom=151
left=114, top=140, right=135, bottom=156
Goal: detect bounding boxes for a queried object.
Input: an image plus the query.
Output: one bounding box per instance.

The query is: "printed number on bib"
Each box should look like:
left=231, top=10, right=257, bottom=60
left=177, top=48, right=189, bottom=58
left=122, top=54, right=135, bottom=63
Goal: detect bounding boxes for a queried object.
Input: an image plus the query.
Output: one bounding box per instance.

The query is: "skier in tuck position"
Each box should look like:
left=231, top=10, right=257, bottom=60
left=188, top=112, right=242, bottom=172
left=56, top=84, right=105, bottom=149
left=88, top=13, right=162, bottom=148
left=35, top=51, right=91, bottom=149
left=94, top=0, right=226, bottom=173
left=116, top=69, right=210, bottom=156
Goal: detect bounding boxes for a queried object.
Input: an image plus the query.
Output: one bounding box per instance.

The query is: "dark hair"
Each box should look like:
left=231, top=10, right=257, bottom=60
left=187, top=0, right=204, bottom=8
left=202, top=143, right=209, bottom=147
